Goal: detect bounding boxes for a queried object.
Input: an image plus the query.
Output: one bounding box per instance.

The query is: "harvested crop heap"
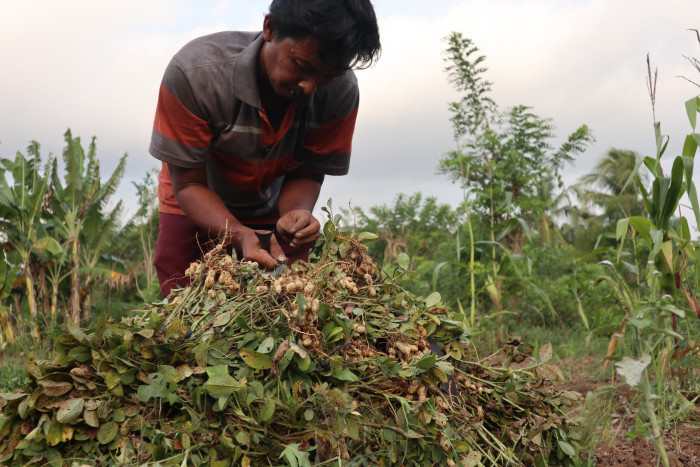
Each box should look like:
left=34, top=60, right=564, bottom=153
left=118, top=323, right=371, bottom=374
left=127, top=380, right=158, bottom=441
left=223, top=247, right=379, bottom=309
left=0, top=223, right=581, bottom=466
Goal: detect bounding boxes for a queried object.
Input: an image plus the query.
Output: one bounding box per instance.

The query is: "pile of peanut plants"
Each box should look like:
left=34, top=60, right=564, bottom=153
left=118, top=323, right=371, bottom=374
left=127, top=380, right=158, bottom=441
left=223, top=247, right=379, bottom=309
left=0, top=220, right=583, bottom=466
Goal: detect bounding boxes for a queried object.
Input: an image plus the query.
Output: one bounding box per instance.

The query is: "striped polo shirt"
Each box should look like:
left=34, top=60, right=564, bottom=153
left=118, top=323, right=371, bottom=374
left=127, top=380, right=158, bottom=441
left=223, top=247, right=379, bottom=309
left=149, top=31, right=359, bottom=221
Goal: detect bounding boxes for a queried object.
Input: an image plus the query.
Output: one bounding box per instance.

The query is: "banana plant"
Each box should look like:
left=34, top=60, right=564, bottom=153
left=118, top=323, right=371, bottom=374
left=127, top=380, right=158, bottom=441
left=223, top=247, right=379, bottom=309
left=0, top=259, right=18, bottom=345
left=0, top=142, right=60, bottom=333
left=49, top=130, right=127, bottom=324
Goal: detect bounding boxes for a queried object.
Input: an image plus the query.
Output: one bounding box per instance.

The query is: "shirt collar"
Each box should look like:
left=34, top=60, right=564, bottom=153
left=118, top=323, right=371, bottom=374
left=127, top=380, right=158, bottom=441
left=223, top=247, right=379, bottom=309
left=232, top=32, right=265, bottom=108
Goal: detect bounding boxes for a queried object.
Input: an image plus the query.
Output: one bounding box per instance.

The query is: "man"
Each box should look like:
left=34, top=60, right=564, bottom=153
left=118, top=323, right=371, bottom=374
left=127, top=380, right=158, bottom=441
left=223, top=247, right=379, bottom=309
left=150, top=0, right=380, bottom=298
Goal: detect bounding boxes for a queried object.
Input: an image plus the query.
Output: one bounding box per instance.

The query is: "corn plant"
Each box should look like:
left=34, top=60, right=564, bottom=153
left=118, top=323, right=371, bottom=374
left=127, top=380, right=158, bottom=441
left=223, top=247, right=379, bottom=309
left=609, top=53, right=700, bottom=467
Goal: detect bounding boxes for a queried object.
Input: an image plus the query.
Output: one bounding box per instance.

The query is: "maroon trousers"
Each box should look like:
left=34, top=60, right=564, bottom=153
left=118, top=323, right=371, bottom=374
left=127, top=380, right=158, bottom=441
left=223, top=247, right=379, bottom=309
left=155, top=213, right=309, bottom=298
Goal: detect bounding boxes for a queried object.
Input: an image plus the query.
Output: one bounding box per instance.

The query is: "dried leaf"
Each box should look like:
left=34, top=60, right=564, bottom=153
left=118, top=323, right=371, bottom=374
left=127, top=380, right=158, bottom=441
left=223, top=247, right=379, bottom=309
left=83, top=410, right=100, bottom=428
left=615, top=355, right=652, bottom=387
left=38, top=380, right=73, bottom=397
left=538, top=343, right=553, bottom=363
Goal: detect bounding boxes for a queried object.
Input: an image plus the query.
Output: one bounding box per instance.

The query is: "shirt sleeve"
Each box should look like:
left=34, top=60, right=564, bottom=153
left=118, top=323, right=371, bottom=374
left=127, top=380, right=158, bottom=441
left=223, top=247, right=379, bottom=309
left=149, top=59, right=213, bottom=168
left=296, top=74, right=359, bottom=176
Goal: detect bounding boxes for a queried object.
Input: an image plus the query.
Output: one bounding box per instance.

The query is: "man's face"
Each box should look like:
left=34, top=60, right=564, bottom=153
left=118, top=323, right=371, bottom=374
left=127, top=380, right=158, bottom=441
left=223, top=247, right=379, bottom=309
left=261, top=19, right=344, bottom=100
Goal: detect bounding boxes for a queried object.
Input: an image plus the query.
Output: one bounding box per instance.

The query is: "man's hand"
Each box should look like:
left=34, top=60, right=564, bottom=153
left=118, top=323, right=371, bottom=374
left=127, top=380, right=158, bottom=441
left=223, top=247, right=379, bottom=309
left=239, top=228, right=287, bottom=269
left=276, top=209, right=321, bottom=249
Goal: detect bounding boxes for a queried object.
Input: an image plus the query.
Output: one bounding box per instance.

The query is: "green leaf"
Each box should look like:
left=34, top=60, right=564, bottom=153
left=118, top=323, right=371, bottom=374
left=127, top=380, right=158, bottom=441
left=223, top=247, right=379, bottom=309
left=257, top=337, right=275, bottom=354
left=615, top=218, right=630, bottom=262
left=235, top=430, right=251, bottom=445
left=324, top=326, right=345, bottom=344
left=279, top=443, right=311, bottom=467
left=687, top=182, right=700, bottom=232
left=615, top=355, right=651, bottom=387
left=158, top=365, right=181, bottom=383
left=295, top=293, right=307, bottom=321
left=334, top=369, right=358, bottom=382
left=304, top=409, right=314, bottom=421
left=260, top=399, right=275, bottom=422
left=558, top=440, right=576, bottom=457
left=136, top=328, right=155, bottom=339
left=322, top=219, right=337, bottom=242
left=45, top=448, right=63, bottom=467
left=35, top=236, right=63, bottom=256
left=397, top=253, right=410, bottom=270
left=46, top=416, right=73, bottom=446
left=235, top=316, right=253, bottom=331
left=416, top=353, right=437, bottom=371
left=240, top=348, right=273, bottom=370
left=112, top=408, right=126, bottom=423
left=683, top=135, right=698, bottom=159
left=424, top=291, right=441, bottom=308
left=643, top=156, right=660, bottom=178
left=203, top=365, right=245, bottom=395
left=67, top=346, right=90, bottom=363
left=357, top=231, right=378, bottom=242
left=659, top=157, right=685, bottom=227
left=660, top=241, right=674, bottom=273
left=432, top=261, right=449, bottom=291
left=104, top=370, right=121, bottom=390
left=97, top=421, right=118, bottom=445
left=212, top=311, right=233, bottom=327
left=627, top=318, right=653, bottom=330
left=194, top=341, right=209, bottom=368
left=137, top=373, right=167, bottom=402
left=685, top=96, right=699, bottom=130
left=56, top=398, right=84, bottom=424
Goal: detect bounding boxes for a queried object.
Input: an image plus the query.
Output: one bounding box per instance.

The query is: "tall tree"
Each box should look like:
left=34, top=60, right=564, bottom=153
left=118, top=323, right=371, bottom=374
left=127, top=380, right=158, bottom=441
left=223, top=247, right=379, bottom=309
left=438, top=32, right=594, bottom=250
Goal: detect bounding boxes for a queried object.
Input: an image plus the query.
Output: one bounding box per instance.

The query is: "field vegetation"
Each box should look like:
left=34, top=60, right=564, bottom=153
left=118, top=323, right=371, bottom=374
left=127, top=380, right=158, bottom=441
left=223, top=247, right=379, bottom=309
left=0, top=31, right=698, bottom=466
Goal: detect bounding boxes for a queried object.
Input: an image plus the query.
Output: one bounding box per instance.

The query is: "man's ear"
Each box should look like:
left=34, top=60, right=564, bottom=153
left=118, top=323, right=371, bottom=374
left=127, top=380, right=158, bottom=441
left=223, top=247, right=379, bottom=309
left=263, top=14, right=274, bottom=42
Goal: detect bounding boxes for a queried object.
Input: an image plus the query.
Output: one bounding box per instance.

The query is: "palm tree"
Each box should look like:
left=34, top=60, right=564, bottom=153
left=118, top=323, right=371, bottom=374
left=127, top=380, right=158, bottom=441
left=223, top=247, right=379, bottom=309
left=576, top=148, right=647, bottom=225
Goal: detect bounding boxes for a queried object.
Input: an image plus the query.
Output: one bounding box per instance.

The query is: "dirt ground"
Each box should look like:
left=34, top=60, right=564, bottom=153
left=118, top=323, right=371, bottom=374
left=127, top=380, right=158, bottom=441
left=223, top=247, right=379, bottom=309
left=558, top=357, right=700, bottom=466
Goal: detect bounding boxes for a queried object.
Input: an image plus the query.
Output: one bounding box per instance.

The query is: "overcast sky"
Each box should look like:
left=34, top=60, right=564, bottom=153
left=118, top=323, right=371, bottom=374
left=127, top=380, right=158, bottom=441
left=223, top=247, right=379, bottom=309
left=1, top=0, right=699, bottom=222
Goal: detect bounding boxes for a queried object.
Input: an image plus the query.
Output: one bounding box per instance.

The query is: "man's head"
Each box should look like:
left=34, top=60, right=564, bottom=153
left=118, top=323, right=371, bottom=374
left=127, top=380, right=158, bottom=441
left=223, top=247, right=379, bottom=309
left=267, top=0, right=380, bottom=72
left=259, top=0, right=380, bottom=99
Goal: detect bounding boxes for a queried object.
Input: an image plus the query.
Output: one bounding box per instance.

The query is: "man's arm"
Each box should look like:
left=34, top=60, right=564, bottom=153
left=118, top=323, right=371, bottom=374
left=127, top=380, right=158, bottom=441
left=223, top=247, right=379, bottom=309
left=169, top=163, right=286, bottom=268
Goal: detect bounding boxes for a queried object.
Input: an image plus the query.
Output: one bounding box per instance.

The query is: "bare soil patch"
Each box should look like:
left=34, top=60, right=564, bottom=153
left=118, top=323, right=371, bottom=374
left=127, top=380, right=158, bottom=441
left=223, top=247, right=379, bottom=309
left=557, top=357, right=700, bottom=466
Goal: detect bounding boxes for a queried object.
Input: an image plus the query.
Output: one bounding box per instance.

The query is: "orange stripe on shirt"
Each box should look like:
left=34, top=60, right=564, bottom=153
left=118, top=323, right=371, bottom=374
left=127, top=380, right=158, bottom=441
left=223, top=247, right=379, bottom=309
left=210, top=148, right=300, bottom=194
left=302, top=107, right=358, bottom=155
left=153, top=84, right=212, bottom=147
left=157, top=163, right=186, bottom=215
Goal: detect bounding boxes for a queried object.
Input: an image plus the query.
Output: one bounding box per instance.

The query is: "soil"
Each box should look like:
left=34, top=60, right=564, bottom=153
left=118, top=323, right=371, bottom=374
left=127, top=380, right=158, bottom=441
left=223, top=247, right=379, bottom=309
left=557, top=356, right=700, bottom=466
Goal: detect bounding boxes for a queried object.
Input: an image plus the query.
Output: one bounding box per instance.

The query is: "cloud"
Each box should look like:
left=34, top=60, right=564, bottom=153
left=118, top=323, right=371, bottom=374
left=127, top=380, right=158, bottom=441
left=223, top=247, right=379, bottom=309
left=1, top=0, right=699, bottom=221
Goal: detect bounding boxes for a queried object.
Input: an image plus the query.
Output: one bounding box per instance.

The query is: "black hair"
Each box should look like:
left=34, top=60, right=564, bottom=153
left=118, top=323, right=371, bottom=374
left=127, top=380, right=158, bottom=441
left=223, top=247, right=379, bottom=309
left=268, top=0, right=381, bottom=71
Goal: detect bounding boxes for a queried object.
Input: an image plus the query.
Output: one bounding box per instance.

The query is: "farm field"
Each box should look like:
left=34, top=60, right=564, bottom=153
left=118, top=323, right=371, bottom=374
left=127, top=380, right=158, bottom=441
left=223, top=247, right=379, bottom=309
left=0, top=29, right=699, bottom=467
